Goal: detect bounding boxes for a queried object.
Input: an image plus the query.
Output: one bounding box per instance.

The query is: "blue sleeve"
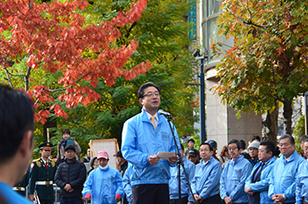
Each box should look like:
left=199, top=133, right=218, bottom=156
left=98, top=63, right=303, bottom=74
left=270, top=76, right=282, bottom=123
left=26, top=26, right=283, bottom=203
left=82, top=171, right=93, bottom=196
left=187, top=163, right=196, bottom=202
left=249, top=166, right=272, bottom=192
left=296, top=161, right=308, bottom=204
left=115, top=170, right=124, bottom=197
left=268, top=166, right=275, bottom=199
left=220, top=163, right=228, bottom=199
left=121, top=121, right=151, bottom=169
left=229, top=162, right=252, bottom=201
left=123, top=167, right=132, bottom=203
left=284, top=160, right=304, bottom=200
left=168, top=123, right=181, bottom=167
left=244, top=165, right=254, bottom=191
left=200, top=163, right=222, bottom=200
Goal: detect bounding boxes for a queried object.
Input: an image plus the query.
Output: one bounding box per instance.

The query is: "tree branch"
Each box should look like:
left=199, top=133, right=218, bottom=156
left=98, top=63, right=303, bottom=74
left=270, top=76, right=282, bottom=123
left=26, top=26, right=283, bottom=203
left=226, top=7, right=264, bottom=28
left=3, top=67, right=14, bottom=89
left=24, top=65, right=31, bottom=91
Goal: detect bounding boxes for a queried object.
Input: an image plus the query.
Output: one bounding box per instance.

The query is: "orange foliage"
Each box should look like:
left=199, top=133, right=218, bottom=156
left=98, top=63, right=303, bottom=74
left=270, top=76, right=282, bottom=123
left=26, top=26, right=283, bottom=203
left=0, top=0, right=150, bottom=123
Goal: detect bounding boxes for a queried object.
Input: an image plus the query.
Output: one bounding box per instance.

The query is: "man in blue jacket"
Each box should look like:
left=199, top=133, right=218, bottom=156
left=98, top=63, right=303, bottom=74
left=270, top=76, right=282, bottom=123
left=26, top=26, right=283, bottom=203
left=245, top=140, right=276, bottom=204
left=169, top=144, right=195, bottom=204
left=269, top=134, right=305, bottom=203
left=121, top=82, right=180, bottom=204
left=220, top=139, right=252, bottom=204
left=190, top=142, right=222, bottom=204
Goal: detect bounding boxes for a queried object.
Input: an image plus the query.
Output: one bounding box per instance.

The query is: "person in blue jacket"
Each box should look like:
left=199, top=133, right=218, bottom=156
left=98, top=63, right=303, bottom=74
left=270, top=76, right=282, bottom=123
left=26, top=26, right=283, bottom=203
left=190, top=142, right=222, bottom=204
left=296, top=158, right=308, bottom=204
left=0, top=85, right=34, bottom=204
left=82, top=150, right=124, bottom=204
left=121, top=82, right=180, bottom=204
left=169, top=144, right=195, bottom=204
left=220, top=139, right=252, bottom=204
left=123, top=164, right=133, bottom=203
left=245, top=140, right=276, bottom=204
left=269, top=134, right=305, bottom=203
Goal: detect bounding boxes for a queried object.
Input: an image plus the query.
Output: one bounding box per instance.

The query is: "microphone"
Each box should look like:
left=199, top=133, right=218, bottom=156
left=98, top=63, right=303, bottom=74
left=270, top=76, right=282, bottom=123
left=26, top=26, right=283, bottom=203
left=158, top=109, right=173, bottom=120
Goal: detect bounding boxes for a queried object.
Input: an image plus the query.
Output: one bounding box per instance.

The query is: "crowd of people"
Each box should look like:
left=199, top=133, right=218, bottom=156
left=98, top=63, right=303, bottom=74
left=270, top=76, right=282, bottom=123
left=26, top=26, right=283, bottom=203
left=2, top=82, right=308, bottom=204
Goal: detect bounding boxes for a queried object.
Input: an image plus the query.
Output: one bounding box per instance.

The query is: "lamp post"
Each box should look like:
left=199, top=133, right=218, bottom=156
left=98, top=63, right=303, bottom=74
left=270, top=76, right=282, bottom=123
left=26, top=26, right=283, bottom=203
left=193, top=49, right=207, bottom=143
left=305, top=92, right=308, bottom=135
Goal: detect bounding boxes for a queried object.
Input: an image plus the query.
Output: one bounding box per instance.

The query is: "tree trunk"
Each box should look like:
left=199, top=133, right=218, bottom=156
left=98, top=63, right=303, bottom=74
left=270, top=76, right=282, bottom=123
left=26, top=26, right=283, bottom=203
left=265, top=102, right=279, bottom=144
left=283, top=97, right=293, bottom=135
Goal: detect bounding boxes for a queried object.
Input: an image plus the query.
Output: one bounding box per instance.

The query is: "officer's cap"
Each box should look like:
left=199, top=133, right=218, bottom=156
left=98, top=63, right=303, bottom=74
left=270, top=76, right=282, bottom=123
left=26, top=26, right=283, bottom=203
left=38, top=142, right=53, bottom=150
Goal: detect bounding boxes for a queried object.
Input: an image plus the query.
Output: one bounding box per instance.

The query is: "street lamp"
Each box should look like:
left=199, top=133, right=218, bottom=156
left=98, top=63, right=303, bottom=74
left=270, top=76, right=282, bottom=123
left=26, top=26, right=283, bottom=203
left=193, top=48, right=207, bottom=143
left=305, top=92, right=308, bottom=135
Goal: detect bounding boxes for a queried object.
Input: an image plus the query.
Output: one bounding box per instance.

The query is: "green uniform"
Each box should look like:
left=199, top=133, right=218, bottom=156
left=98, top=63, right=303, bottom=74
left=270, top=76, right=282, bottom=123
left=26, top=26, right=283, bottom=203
left=29, top=158, right=57, bottom=204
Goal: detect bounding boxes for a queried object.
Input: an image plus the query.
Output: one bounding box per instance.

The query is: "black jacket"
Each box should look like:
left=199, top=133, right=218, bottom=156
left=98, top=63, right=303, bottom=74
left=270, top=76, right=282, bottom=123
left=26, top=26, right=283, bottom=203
left=54, top=159, right=86, bottom=198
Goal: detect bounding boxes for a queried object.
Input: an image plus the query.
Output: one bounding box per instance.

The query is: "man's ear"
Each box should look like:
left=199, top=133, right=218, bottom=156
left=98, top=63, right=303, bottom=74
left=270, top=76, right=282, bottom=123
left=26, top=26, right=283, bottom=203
left=19, top=130, right=33, bottom=158
left=139, top=98, right=144, bottom=106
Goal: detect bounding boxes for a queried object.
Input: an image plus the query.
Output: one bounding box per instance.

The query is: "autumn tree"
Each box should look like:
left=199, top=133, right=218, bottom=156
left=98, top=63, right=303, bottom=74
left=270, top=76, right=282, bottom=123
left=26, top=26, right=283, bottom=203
left=47, top=0, right=198, bottom=150
left=0, top=0, right=150, bottom=125
left=211, top=0, right=308, bottom=140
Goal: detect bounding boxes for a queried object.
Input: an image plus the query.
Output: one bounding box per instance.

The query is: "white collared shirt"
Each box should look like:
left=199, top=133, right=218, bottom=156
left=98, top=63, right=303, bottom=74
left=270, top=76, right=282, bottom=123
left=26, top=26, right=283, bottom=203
left=145, top=111, right=158, bottom=127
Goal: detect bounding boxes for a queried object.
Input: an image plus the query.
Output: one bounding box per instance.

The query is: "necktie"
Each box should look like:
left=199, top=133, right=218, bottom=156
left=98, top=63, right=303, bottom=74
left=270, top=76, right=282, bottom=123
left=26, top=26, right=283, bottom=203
left=253, top=163, right=264, bottom=182
left=151, top=115, right=156, bottom=131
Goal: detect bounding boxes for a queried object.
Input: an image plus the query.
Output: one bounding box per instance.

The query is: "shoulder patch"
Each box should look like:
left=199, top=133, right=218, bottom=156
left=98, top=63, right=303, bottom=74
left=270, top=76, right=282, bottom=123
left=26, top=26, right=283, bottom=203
left=49, top=159, right=56, bottom=167
left=36, top=160, right=41, bottom=167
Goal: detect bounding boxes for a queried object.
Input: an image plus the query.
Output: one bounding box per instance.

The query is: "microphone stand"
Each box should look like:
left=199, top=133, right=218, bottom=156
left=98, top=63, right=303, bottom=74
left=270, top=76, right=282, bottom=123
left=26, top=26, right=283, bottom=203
left=163, top=114, right=196, bottom=204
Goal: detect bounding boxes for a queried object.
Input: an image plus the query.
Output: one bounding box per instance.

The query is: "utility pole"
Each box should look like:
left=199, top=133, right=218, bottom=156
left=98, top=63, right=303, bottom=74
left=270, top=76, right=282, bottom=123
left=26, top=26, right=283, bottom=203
left=184, top=49, right=207, bottom=143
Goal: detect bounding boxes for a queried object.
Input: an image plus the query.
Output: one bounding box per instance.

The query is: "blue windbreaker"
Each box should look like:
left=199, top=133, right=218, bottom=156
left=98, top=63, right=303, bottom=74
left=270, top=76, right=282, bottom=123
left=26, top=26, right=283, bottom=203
left=122, top=164, right=133, bottom=203
left=169, top=157, right=195, bottom=201
left=191, top=156, right=222, bottom=202
left=220, top=155, right=252, bottom=203
left=244, top=156, right=276, bottom=204
left=268, top=150, right=304, bottom=203
left=295, top=159, right=308, bottom=204
left=121, top=109, right=181, bottom=186
left=82, top=165, right=124, bottom=204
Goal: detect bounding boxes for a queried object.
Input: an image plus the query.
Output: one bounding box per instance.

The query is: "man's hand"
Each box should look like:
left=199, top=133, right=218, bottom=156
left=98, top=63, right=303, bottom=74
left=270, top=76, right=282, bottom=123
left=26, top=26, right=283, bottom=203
left=148, top=155, right=160, bottom=165
left=168, top=155, right=177, bottom=164
left=194, top=194, right=203, bottom=203
left=245, top=187, right=254, bottom=196
left=272, top=194, right=286, bottom=203
left=64, top=184, right=72, bottom=191
left=29, top=194, right=35, bottom=201
left=224, top=196, right=233, bottom=204
left=85, top=193, right=91, bottom=200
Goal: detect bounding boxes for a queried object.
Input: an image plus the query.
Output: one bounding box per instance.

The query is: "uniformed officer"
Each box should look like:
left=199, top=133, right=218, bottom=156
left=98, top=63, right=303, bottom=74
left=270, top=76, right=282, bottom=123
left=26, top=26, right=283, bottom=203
left=13, top=167, right=29, bottom=196
left=29, top=142, right=57, bottom=204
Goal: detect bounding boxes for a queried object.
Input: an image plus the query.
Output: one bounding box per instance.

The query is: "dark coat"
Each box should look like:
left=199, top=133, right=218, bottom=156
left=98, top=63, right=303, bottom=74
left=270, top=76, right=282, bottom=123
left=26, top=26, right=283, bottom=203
left=54, top=159, right=86, bottom=198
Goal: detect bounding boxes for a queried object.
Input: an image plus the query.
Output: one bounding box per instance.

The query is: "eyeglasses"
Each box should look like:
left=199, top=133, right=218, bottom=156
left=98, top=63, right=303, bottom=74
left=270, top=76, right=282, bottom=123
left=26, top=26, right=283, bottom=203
left=143, top=91, right=160, bottom=98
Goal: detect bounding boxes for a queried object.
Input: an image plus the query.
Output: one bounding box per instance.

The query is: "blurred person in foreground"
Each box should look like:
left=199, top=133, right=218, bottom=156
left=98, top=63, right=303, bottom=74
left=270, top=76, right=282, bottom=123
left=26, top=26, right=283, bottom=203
left=0, top=85, right=34, bottom=204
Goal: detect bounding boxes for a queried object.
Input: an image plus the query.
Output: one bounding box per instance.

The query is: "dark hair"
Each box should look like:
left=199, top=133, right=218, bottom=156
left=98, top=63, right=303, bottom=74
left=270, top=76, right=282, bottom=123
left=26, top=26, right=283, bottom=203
left=62, top=128, right=71, bottom=135
left=188, top=139, right=195, bottom=143
left=0, top=85, right=34, bottom=163
left=90, top=156, right=97, bottom=169
left=220, top=145, right=228, bottom=157
left=260, top=140, right=275, bottom=155
left=137, top=82, right=161, bottom=99
left=200, top=142, right=213, bottom=151
left=279, top=134, right=295, bottom=145
left=300, top=135, right=308, bottom=143
left=180, top=144, right=184, bottom=151
left=239, top=139, right=246, bottom=150
left=251, top=135, right=261, bottom=142
left=229, top=139, right=241, bottom=150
